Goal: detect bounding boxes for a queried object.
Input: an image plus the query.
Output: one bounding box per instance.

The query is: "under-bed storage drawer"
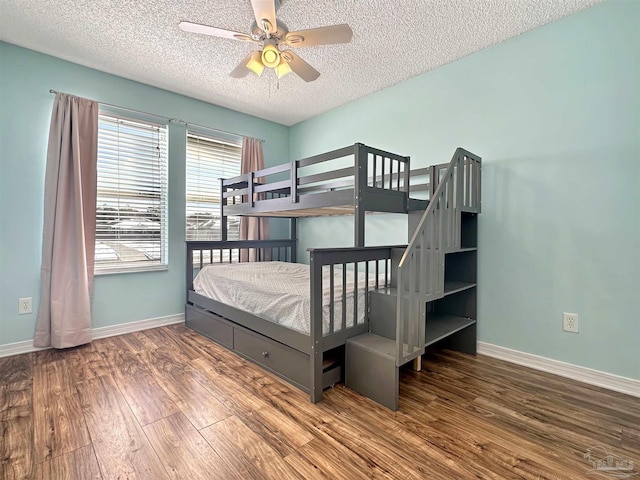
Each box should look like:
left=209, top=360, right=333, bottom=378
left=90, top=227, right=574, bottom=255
left=234, top=328, right=309, bottom=389
left=186, top=305, right=234, bottom=349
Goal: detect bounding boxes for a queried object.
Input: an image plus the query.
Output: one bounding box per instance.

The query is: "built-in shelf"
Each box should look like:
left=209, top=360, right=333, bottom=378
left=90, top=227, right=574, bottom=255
left=443, top=281, right=476, bottom=296
left=425, top=314, right=476, bottom=347
left=445, top=247, right=478, bottom=254
left=461, top=212, right=478, bottom=249
left=373, top=282, right=476, bottom=298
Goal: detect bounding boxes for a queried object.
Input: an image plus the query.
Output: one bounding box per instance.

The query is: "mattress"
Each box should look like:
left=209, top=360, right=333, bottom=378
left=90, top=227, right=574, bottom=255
left=193, top=261, right=379, bottom=335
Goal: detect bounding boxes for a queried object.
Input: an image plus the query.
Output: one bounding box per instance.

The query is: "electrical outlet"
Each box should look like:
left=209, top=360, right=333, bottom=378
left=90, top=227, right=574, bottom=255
left=563, top=312, right=579, bottom=333
left=19, top=297, right=33, bottom=315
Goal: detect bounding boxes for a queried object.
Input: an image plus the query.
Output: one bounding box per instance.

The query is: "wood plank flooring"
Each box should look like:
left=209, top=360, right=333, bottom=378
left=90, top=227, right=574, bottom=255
left=1, top=324, right=638, bottom=480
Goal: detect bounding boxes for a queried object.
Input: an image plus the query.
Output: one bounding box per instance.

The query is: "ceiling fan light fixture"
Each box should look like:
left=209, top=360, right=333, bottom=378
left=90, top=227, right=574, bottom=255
left=246, top=52, right=265, bottom=76
left=261, top=43, right=280, bottom=68
left=275, top=58, right=291, bottom=79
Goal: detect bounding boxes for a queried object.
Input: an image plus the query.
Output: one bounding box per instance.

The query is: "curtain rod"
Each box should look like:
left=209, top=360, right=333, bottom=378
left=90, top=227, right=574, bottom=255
left=48, top=89, right=265, bottom=143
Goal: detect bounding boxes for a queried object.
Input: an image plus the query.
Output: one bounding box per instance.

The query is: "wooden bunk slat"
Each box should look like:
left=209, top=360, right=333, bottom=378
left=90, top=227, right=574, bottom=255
left=247, top=206, right=356, bottom=217
left=297, top=167, right=354, bottom=186
left=297, top=145, right=355, bottom=168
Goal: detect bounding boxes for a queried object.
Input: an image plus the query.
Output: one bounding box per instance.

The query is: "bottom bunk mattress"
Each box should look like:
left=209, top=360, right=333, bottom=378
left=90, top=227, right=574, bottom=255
left=193, top=261, right=377, bottom=335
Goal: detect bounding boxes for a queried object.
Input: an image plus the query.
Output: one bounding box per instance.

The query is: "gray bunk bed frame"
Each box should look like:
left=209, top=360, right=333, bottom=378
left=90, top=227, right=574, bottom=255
left=186, top=143, right=482, bottom=406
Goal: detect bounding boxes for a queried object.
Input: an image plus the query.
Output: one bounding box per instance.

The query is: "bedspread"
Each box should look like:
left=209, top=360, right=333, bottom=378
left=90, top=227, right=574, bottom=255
left=193, top=261, right=378, bottom=335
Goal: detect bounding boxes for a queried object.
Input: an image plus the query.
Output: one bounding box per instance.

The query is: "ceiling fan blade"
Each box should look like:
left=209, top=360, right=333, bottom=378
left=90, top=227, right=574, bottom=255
left=285, top=24, right=353, bottom=47
left=230, top=51, right=261, bottom=78
left=179, top=21, right=255, bottom=42
left=281, top=51, right=320, bottom=82
left=250, top=0, right=277, bottom=35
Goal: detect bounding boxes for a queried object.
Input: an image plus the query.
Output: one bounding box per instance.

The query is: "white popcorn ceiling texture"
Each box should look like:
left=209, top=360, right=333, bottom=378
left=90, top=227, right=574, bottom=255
left=0, top=0, right=601, bottom=126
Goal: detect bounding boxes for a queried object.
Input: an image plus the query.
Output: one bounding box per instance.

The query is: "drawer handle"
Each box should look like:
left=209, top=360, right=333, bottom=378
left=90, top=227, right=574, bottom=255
left=262, top=351, right=269, bottom=358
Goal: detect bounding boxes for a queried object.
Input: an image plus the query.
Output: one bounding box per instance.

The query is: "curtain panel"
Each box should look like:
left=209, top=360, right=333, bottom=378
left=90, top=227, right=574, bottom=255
left=239, top=136, right=270, bottom=261
left=34, top=93, right=98, bottom=348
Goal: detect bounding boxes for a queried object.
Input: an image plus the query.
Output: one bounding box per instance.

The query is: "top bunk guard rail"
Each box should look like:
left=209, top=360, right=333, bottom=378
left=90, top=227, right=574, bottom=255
left=395, top=148, right=481, bottom=366
left=220, top=144, right=412, bottom=237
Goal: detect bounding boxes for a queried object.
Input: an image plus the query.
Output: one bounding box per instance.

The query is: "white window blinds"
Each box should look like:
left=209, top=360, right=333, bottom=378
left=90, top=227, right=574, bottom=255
left=95, top=113, right=168, bottom=273
left=186, top=133, right=241, bottom=241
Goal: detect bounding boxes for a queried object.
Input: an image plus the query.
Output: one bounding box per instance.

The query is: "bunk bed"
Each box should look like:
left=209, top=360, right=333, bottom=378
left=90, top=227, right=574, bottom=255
left=186, top=143, right=427, bottom=403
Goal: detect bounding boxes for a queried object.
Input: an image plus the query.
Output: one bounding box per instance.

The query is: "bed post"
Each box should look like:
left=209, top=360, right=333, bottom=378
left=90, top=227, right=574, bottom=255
left=309, top=249, right=324, bottom=403
left=429, top=165, right=437, bottom=199
left=403, top=155, right=411, bottom=196
left=186, top=242, right=194, bottom=303
left=220, top=178, right=228, bottom=241
left=290, top=218, right=297, bottom=263
left=354, top=143, right=367, bottom=247
left=291, top=158, right=298, bottom=204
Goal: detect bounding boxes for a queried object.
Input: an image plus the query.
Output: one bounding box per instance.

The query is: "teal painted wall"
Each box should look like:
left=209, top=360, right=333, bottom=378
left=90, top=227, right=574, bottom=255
left=0, top=42, right=289, bottom=345
left=289, top=1, right=640, bottom=379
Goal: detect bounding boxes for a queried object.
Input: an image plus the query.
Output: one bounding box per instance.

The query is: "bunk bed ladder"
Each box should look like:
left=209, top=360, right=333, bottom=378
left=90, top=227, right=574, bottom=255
left=346, top=148, right=481, bottom=410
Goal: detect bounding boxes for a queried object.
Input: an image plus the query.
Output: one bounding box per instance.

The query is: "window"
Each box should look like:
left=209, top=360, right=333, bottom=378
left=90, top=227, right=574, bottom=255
left=95, top=112, right=168, bottom=273
left=186, top=132, right=241, bottom=241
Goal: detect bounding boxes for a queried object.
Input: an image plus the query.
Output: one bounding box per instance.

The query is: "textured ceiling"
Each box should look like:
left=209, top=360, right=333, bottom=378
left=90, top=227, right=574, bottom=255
left=0, top=0, right=600, bottom=126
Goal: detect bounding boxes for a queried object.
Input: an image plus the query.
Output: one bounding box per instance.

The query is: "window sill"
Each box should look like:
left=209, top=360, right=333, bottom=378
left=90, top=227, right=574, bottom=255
left=95, top=264, right=169, bottom=276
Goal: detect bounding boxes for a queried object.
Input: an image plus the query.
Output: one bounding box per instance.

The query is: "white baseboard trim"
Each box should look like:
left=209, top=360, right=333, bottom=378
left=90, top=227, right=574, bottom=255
left=91, top=313, right=184, bottom=340
left=0, top=313, right=184, bottom=358
left=477, top=342, right=640, bottom=398
left=0, top=341, right=50, bottom=358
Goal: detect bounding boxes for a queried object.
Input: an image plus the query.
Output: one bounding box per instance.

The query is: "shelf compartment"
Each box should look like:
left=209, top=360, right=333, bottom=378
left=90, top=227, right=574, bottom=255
left=425, top=314, right=476, bottom=347
left=443, top=281, right=476, bottom=296
left=461, top=212, right=478, bottom=249
left=444, top=249, right=477, bottom=285
left=445, top=247, right=478, bottom=254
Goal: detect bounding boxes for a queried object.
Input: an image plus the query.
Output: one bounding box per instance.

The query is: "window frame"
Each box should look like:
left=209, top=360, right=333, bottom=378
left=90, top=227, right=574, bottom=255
left=185, top=129, right=242, bottom=243
left=94, top=109, right=169, bottom=275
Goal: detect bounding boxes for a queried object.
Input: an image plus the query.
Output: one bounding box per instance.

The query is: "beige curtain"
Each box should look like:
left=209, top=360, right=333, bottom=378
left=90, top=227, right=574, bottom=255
left=239, top=136, right=270, bottom=261
left=34, top=93, right=98, bottom=348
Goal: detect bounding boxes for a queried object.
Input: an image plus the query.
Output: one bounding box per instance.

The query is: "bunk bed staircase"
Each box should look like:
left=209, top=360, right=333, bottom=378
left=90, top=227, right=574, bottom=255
left=345, top=148, right=481, bottom=410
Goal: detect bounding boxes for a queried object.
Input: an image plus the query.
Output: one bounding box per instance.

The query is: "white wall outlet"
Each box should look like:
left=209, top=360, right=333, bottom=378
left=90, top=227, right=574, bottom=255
left=19, top=297, right=33, bottom=315
left=563, top=312, right=579, bottom=333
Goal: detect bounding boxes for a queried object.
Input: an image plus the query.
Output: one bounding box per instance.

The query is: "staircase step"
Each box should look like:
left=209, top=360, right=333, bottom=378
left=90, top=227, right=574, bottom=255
left=445, top=247, right=477, bottom=254
left=372, top=285, right=442, bottom=302
left=372, top=286, right=431, bottom=298
left=346, top=333, right=399, bottom=410
left=407, top=198, right=429, bottom=211
left=347, top=333, right=395, bottom=360
left=371, top=286, right=397, bottom=297
left=399, top=246, right=477, bottom=253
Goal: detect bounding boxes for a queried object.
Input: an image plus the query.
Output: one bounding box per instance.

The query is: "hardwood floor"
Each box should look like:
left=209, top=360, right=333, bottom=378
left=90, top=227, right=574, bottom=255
left=1, top=324, right=638, bottom=480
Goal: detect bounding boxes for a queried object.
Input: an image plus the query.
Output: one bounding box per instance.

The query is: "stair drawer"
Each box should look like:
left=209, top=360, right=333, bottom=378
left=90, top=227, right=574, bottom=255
left=234, top=328, right=309, bottom=388
left=186, top=305, right=234, bottom=349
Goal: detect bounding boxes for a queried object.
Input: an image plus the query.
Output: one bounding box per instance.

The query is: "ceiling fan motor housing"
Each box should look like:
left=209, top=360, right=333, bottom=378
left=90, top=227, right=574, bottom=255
left=250, top=19, right=289, bottom=45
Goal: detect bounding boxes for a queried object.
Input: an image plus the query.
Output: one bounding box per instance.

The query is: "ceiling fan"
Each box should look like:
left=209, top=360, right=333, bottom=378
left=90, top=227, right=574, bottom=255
left=179, top=0, right=353, bottom=82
